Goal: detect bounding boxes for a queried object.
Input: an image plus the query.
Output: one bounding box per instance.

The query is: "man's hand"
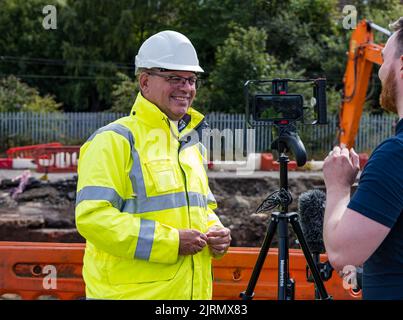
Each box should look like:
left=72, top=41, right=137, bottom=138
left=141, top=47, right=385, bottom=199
left=323, top=146, right=360, bottom=191
left=178, top=229, right=208, bottom=256
left=206, top=227, right=231, bottom=258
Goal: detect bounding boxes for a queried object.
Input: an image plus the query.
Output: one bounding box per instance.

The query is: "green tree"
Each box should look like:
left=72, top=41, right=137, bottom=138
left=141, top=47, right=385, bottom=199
left=1, top=0, right=402, bottom=114
left=0, top=0, right=64, bottom=99
left=0, top=75, right=62, bottom=112
left=108, top=73, right=138, bottom=113
left=257, top=0, right=340, bottom=75
left=171, top=0, right=271, bottom=74
left=59, top=0, right=180, bottom=111
left=344, top=0, right=403, bottom=114
left=197, top=26, right=303, bottom=113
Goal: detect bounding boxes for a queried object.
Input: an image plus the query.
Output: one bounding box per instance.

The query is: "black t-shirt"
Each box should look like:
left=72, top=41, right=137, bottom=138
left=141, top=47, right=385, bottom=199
left=348, top=118, right=403, bottom=300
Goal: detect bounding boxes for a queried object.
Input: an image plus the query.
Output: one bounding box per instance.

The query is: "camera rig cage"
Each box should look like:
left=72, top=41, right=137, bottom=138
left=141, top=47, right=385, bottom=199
left=244, top=78, right=328, bottom=126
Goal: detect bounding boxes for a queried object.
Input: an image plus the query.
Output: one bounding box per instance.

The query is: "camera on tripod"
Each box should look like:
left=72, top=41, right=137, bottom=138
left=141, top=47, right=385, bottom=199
left=240, top=78, right=332, bottom=300
left=244, top=78, right=328, bottom=167
left=245, top=78, right=328, bottom=125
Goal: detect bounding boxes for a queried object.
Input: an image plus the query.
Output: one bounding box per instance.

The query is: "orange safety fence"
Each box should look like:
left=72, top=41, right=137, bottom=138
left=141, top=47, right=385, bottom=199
left=0, top=242, right=361, bottom=300
left=6, top=143, right=63, bottom=159
left=34, top=146, right=80, bottom=173
left=213, top=247, right=361, bottom=300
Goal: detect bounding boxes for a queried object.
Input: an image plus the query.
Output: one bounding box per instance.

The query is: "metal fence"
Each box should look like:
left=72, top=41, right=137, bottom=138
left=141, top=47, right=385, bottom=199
left=0, top=111, right=398, bottom=156
left=205, top=112, right=397, bottom=156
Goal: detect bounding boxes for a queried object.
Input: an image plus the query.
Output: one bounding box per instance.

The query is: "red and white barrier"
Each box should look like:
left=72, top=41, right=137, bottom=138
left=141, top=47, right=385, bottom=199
left=0, top=158, right=37, bottom=170
left=1, top=144, right=80, bottom=172
left=0, top=158, right=12, bottom=169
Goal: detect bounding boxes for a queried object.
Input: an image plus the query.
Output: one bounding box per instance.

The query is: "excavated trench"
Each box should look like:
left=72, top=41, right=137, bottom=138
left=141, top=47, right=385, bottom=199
left=0, top=173, right=326, bottom=248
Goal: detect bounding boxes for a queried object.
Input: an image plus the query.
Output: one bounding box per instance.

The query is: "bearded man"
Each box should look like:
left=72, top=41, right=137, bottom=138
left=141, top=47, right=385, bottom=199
left=322, top=17, right=403, bottom=299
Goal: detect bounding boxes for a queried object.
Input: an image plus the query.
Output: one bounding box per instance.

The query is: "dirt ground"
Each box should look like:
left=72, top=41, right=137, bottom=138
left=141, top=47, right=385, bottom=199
left=0, top=171, right=326, bottom=248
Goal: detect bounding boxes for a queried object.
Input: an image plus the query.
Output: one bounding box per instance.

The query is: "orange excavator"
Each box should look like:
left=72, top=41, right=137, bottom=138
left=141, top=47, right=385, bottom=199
left=338, top=19, right=391, bottom=148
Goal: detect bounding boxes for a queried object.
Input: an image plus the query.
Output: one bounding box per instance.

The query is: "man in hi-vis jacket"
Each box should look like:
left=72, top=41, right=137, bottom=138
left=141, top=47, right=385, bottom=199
left=75, top=30, right=231, bottom=300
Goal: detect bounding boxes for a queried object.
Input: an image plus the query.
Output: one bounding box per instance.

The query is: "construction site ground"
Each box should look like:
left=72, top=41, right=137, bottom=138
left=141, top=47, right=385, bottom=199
left=0, top=169, right=336, bottom=248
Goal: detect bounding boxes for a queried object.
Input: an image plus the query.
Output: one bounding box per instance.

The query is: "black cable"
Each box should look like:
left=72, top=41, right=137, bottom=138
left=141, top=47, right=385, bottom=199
left=0, top=55, right=135, bottom=70
left=0, top=73, right=123, bottom=81
left=256, top=188, right=293, bottom=213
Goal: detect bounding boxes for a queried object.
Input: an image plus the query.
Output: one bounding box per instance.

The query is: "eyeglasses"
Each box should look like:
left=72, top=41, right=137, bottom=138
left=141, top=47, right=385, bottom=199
left=146, top=71, right=201, bottom=89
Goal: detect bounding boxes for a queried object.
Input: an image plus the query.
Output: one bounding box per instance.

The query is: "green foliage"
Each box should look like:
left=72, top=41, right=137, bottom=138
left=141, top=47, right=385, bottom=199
left=196, top=26, right=304, bottom=113
left=108, top=73, right=139, bottom=113
left=259, top=0, right=340, bottom=74
left=0, top=134, right=35, bottom=154
left=1, top=0, right=402, bottom=114
left=0, top=0, right=65, bottom=100
left=0, top=75, right=62, bottom=112
left=58, top=0, right=182, bottom=111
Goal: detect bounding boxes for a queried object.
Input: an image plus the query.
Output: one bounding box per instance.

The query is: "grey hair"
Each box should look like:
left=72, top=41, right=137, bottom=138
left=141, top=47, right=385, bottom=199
left=135, top=67, right=148, bottom=77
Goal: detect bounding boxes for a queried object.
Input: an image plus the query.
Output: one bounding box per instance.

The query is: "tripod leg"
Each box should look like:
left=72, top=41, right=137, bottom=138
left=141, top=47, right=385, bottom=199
left=313, top=253, right=320, bottom=299
left=289, top=214, right=331, bottom=300
left=240, top=216, right=278, bottom=300
left=278, top=216, right=290, bottom=300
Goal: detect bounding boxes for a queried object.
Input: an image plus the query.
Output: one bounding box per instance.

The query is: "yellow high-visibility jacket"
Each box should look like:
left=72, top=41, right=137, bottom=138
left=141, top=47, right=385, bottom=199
left=75, top=92, right=223, bottom=299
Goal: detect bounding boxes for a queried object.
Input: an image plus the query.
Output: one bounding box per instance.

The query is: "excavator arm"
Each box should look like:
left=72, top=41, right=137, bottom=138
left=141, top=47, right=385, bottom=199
left=338, top=19, right=390, bottom=148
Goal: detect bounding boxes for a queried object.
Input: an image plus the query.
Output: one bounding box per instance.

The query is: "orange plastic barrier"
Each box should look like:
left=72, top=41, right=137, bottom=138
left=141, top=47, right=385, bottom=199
left=260, top=153, right=274, bottom=171
left=6, top=143, right=62, bottom=159
left=0, top=242, right=85, bottom=300
left=213, top=247, right=360, bottom=300
left=0, top=242, right=361, bottom=300
left=272, top=160, right=298, bottom=171
left=34, top=146, right=80, bottom=173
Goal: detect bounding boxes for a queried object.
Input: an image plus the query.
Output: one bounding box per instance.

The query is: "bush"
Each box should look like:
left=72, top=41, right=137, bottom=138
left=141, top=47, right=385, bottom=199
left=107, top=72, right=139, bottom=113
left=0, top=76, right=62, bottom=112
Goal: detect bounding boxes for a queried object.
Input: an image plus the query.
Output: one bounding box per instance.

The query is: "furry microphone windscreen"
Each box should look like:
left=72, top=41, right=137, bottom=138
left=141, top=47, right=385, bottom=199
left=298, top=189, right=326, bottom=254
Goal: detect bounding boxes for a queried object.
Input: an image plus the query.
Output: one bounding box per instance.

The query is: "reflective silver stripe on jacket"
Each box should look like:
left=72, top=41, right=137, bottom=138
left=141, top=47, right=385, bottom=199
left=207, top=191, right=217, bottom=206
left=76, top=187, right=208, bottom=213
left=135, top=219, right=155, bottom=260
left=87, top=122, right=134, bottom=147
left=76, top=186, right=124, bottom=209
left=122, top=192, right=207, bottom=213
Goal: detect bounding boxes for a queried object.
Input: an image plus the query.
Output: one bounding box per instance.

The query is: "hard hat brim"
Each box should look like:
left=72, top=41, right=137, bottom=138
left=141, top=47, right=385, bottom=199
left=136, top=59, right=204, bottom=73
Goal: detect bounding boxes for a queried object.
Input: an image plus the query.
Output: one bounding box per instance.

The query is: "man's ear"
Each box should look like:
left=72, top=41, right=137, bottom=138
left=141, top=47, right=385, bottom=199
left=139, top=72, right=149, bottom=93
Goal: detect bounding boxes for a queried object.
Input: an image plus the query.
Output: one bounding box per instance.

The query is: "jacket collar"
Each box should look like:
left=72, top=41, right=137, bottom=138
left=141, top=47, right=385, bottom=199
left=130, top=92, right=205, bottom=135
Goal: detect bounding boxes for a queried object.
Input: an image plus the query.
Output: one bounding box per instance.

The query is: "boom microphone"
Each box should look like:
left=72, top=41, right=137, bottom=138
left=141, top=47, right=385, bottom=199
left=298, top=189, right=326, bottom=254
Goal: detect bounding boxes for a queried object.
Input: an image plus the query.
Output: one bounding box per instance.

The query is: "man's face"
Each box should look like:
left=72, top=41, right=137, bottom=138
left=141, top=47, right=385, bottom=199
left=140, top=70, right=197, bottom=121
left=378, top=32, right=400, bottom=114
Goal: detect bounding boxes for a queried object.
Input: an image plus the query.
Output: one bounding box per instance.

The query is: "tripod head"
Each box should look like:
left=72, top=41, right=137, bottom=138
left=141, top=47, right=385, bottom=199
left=271, top=123, right=307, bottom=167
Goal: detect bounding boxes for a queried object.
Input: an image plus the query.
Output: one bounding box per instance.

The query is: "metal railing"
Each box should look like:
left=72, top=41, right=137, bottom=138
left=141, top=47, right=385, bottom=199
left=0, top=112, right=398, bottom=155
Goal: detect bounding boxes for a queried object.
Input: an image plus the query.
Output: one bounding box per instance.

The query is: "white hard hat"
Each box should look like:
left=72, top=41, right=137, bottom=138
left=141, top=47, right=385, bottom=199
left=135, top=30, right=204, bottom=73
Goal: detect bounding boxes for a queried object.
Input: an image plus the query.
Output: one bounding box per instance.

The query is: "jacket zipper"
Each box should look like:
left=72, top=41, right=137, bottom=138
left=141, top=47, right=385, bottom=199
left=166, top=118, right=194, bottom=299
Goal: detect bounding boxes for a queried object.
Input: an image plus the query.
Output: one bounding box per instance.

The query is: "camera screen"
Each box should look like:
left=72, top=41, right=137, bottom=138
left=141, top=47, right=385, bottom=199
left=253, top=94, right=303, bottom=121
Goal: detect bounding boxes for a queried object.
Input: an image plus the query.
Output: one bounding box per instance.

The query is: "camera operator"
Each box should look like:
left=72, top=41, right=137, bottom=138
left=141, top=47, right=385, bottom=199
left=323, top=17, right=403, bottom=300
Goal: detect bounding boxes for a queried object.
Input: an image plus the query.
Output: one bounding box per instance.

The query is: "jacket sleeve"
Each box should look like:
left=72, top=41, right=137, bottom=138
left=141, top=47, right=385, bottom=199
left=75, top=129, right=179, bottom=264
left=197, top=140, right=224, bottom=230
left=206, top=187, right=229, bottom=260
left=206, top=187, right=224, bottom=230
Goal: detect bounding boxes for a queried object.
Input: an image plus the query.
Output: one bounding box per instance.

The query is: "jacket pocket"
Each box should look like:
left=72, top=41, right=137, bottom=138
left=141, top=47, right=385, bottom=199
left=144, top=159, right=181, bottom=193
left=107, top=255, right=184, bottom=284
